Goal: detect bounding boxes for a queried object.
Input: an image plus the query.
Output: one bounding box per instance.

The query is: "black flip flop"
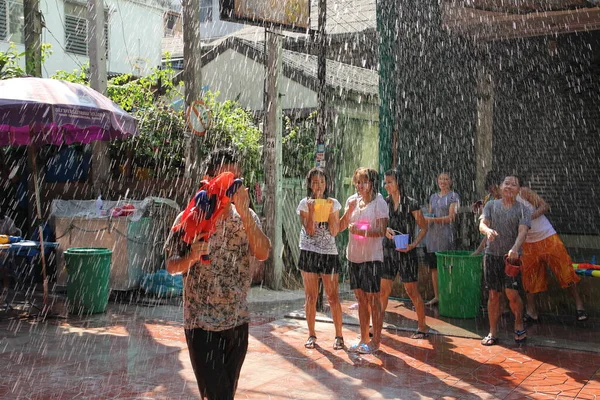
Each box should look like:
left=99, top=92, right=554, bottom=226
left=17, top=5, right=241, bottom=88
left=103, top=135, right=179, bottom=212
left=523, top=313, right=539, bottom=323
left=577, top=310, right=588, bottom=322
left=514, top=329, right=527, bottom=344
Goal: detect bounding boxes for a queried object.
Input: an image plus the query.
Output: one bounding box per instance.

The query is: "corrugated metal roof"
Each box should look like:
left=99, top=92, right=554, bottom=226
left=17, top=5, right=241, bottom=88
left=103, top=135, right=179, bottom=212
left=310, top=0, right=376, bottom=34
left=242, top=39, right=378, bottom=96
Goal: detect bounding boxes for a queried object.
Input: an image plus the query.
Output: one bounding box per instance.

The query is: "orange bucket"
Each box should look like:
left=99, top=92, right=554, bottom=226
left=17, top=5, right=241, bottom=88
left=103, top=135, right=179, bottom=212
left=313, top=199, right=332, bottom=222
left=504, top=255, right=522, bottom=277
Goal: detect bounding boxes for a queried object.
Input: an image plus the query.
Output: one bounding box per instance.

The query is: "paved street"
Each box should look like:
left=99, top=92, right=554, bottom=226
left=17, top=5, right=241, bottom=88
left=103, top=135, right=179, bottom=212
left=1, top=291, right=599, bottom=399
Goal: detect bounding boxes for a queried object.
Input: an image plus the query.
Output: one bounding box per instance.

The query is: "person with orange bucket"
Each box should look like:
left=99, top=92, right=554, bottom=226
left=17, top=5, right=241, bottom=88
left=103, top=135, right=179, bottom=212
left=296, top=167, right=345, bottom=351
left=479, top=175, right=531, bottom=346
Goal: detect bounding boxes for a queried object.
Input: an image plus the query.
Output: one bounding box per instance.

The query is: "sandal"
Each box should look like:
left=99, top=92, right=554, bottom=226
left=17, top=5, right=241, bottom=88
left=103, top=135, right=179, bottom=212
left=425, top=298, right=439, bottom=307
left=358, top=342, right=379, bottom=354
left=523, top=313, right=539, bottom=323
left=304, top=335, right=317, bottom=349
left=333, top=336, right=345, bottom=350
left=514, top=329, right=527, bottom=344
left=577, top=309, right=589, bottom=322
left=411, top=331, right=430, bottom=340
left=481, top=334, right=498, bottom=346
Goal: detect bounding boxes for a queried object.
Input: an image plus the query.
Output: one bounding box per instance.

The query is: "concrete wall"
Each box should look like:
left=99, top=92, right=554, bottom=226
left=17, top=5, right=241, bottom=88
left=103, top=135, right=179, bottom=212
left=489, top=32, right=600, bottom=238
left=0, top=0, right=164, bottom=77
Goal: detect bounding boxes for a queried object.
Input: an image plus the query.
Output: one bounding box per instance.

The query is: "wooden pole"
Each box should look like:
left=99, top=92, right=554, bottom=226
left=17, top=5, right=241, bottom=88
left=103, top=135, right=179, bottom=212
left=23, top=0, right=42, bottom=77
left=263, top=30, right=283, bottom=290
left=88, top=0, right=110, bottom=196
left=23, top=0, right=49, bottom=308
left=182, top=0, right=202, bottom=183
left=316, top=0, right=327, bottom=310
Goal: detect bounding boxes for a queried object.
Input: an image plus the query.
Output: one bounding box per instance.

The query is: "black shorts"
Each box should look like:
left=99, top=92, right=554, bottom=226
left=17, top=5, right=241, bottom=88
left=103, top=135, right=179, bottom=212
left=348, top=261, right=382, bottom=293
left=298, top=250, right=342, bottom=275
left=484, top=254, right=521, bottom=292
left=424, top=251, right=438, bottom=270
left=382, top=248, right=419, bottom=283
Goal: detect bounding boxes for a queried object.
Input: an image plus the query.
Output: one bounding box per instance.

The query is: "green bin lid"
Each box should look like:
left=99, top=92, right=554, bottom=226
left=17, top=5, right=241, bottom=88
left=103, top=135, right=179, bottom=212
left=65, top=247, right=113, bottom=255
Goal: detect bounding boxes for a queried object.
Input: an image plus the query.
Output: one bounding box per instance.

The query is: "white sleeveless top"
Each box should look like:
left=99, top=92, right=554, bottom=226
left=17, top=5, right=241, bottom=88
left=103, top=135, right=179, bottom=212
left=516, top=194, right=556, bottom=243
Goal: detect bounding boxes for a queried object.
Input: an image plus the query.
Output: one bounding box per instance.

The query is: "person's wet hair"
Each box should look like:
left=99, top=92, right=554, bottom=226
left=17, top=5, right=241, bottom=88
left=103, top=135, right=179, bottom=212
left=484, top=170, right=501, bottom=189
left=305, top=167, right=329, bottom=199
left=384, top=169, right=406, bottom=197
left=504, top=174, right=523, bottom=187
left=353, top=167, right=379, bottom=198
left=204, top=148, right=239, bottom=176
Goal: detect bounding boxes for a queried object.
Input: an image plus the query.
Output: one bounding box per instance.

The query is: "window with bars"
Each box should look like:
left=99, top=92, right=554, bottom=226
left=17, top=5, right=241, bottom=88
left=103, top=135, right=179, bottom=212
left=0, top=0, right=24, bottom=43
left=64, top=2, right=109, bottom=57
left=200, top=0, right=212, bottom=23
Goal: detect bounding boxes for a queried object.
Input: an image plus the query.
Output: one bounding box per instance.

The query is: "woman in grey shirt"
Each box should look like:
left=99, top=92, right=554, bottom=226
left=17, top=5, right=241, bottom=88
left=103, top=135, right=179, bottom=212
left=424, top=172, right=460, bottom=306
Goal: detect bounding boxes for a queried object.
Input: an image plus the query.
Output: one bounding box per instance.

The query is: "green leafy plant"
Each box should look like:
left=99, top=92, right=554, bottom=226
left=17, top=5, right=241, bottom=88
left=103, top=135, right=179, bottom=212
left=282, top=112, right=317, bottom=178
left=197, top=91, right=263, bottom=184
left=0, top=44, right=25, bottom=79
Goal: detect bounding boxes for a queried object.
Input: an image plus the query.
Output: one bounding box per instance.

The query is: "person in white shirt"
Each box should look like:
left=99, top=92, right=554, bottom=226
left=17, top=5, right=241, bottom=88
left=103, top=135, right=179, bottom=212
left=340, top=167, right=388, bottom=354
left=296, top=167, right=344, bottom=350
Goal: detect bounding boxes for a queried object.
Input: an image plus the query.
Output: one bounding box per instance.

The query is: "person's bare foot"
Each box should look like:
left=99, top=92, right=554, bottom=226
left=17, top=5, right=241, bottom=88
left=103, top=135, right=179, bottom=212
left=425, top=297, right=438, bottom=306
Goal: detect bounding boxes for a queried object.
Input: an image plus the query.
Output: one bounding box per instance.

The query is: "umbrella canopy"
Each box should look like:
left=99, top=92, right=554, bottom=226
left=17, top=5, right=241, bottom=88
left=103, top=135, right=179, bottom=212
left=0, top=77, right=138, bottom=313
left=0, top=77, right=138, bottom=145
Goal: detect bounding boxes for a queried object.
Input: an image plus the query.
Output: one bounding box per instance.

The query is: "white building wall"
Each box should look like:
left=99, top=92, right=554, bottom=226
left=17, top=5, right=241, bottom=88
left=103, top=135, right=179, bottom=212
left=0, top=0, right=164, bottom=77
left=202, top=49, right=317, bottom=111
left=200, top=0, right=245, bottom=40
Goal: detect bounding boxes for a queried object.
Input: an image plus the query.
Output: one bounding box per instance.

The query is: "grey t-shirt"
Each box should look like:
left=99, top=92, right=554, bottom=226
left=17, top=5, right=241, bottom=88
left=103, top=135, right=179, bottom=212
left=426, top=191, right=460, bottom=253
left=481, top=200, right=531, bottom=256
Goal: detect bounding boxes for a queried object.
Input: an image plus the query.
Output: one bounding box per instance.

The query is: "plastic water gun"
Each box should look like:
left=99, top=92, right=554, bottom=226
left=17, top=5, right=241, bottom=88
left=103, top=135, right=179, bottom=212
left=0, top=235, right=22, bottom=244
left=172, top=171, right=243, bottom=264
left=572, top=263, right=600, bottom=277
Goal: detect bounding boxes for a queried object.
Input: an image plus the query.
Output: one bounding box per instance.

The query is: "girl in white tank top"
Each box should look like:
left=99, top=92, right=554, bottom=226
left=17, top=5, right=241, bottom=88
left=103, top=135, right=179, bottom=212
left=516, top=194, right=555, bottom=243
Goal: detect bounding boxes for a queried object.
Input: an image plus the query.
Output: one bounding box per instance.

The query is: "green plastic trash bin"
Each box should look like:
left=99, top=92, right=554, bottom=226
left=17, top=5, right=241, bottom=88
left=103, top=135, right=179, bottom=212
left=436, top=251, right=484, bottom=318
left=65, top=248, right=112, bottom=314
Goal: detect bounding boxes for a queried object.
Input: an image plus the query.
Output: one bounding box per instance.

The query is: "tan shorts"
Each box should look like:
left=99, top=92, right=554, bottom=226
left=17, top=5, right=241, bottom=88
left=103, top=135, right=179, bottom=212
left=521, top=234, right=580, bottom=294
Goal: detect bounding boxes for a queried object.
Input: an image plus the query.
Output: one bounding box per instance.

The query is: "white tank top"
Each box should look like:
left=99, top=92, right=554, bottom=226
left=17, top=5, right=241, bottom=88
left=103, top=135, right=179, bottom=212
left=516, top=194, right=556, bottom=243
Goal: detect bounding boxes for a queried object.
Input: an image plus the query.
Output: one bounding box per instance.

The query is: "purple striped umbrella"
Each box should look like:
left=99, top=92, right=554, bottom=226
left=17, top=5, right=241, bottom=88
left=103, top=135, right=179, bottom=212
left=0, top=77, right=138, bottom=145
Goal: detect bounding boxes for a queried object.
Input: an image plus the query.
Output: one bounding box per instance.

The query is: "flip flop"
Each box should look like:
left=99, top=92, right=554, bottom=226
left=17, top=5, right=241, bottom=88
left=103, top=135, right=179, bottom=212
left=425, top=298, right=439, bottom=306
left=304, top=335, right=317, bottom=349
left=514, top=329, right=527, bottom=344
left=348, top=342, right=364, bottom=353
left=576, top=310, right=588, bottom=322
left=358, top=342, right=379, bottom=354
left=523, top=313, right=539, bottom=323
left=411, top=331, right=430, bottom=340
left=481, top=334, right=498, bottom=346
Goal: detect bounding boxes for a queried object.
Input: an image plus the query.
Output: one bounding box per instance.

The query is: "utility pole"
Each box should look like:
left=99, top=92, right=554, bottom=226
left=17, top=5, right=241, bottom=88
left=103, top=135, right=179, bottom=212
left=315, top=0, right=327, bottom=311
left=316, top=0, right=327, bottom=166
left=263, top=29, right=283, bottom=290
left=88, top=0, right=110, bottom=196
left=182, top=0, right=202, bottom=183
left=23, top=0, right=42, bottom=77
left=23, top=0, right=42, bottom=235
left=23, top=0, right=46, bottom=304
